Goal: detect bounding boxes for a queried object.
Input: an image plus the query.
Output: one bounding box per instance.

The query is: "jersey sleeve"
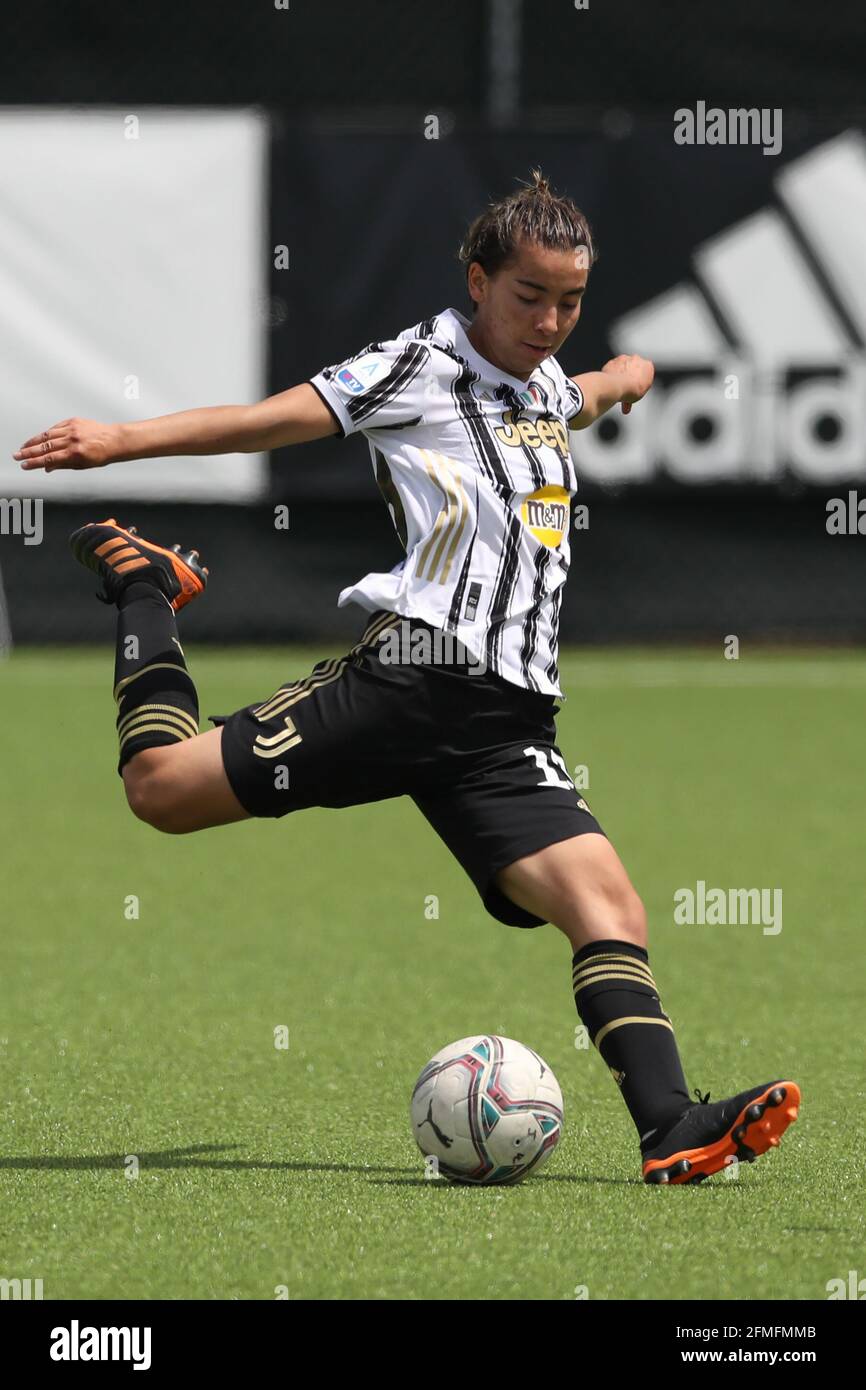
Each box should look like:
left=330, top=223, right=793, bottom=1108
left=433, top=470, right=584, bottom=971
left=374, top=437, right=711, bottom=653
left=561, top=375, right=585, bottom=427
left=545, top=356, right=586, bottom=428
left=309, top=339, right=430, bottom=438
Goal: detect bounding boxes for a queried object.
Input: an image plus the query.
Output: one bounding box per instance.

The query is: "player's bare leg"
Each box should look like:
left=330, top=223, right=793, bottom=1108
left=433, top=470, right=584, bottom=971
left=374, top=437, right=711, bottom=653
left=122, top=728, right=249, bottom=833
left=495, top=832, right=646, bottom=953
left=495, top=834, right=800, bottom=1184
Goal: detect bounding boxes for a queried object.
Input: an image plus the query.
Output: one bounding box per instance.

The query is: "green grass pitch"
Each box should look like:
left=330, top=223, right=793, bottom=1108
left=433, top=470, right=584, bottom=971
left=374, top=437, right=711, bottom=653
left=0, top=645, right=863, bottom=1300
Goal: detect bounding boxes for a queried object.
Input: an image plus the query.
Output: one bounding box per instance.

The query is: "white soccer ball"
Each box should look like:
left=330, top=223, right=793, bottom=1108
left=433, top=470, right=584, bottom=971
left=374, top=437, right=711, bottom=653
left=410, top=1034, right=564, bottom=1185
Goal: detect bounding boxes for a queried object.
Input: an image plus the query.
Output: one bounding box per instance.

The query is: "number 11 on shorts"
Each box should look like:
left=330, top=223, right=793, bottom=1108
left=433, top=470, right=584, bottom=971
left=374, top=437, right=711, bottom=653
left=523, top=746, right=575, bottom=790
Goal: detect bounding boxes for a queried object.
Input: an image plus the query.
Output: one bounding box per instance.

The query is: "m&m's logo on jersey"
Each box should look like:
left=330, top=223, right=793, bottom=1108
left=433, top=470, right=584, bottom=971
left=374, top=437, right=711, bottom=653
left=521, top=485, right=570, bottom=548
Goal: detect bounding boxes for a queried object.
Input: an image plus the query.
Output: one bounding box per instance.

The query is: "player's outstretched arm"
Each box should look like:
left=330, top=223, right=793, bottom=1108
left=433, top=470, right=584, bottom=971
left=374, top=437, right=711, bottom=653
left=567, top=354, right=655, bottom=429
left=14, top=382, right=339, bottom=473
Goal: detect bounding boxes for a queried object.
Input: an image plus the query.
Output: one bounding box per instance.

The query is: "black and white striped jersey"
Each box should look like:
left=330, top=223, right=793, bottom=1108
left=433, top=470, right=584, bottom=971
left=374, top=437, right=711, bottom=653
left=309, top=307, right=585, bottom=697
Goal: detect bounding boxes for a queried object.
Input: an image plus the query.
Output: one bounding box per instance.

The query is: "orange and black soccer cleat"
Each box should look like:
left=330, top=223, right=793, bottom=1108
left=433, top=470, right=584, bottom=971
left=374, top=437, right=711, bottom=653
left=642, top=1080, right=801, bottom=1185
left=69, top=518, right=208, bottom=613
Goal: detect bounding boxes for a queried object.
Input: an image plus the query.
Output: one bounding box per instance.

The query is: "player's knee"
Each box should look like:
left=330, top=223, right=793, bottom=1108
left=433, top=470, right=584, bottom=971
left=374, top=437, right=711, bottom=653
left=124, top=762, right=188, bottom=835
left=616, top=886, right=648, bottom=947
left=554, top=881, right=647, bottom=950
left=587, top=858, right=648, bottom=944
left=579, top=877, right=647, bottom=947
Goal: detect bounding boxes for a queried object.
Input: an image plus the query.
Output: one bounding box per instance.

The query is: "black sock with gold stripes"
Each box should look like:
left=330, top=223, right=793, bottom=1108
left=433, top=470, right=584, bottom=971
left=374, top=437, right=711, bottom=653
left=572, top=939, right=692, bottom=1148
left=113, top=582, right=199, bottom=774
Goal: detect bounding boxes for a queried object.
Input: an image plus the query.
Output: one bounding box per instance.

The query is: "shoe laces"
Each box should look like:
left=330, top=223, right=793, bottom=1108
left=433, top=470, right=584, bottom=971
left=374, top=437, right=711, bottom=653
left=693, top=1087, right=711, bottom=1105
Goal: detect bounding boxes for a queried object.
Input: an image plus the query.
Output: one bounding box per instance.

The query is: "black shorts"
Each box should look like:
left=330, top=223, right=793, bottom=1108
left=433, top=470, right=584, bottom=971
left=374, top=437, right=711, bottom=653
left=211, top=611, right=605, bottom=929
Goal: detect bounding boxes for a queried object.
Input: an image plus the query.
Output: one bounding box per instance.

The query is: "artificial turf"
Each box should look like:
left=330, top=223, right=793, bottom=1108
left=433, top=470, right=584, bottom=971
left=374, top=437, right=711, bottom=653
left=1, top=646, right=863, bottom=1299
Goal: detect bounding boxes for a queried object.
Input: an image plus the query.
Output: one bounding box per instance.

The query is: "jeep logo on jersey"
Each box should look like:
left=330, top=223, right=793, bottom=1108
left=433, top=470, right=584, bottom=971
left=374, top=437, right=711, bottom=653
left=495, top=410, right=569, bottom=457
left=337, top=354, right=392, bottom=395
left=580, top=131, right=866, bottom=487
left=521, top=485, right=569, bottom=548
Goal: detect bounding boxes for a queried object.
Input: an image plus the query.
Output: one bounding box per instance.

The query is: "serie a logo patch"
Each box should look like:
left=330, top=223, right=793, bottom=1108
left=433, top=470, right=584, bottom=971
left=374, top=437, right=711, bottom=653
left=521, top=485, right=569, bottom=548
left=336, top=353, right=392, bottom=395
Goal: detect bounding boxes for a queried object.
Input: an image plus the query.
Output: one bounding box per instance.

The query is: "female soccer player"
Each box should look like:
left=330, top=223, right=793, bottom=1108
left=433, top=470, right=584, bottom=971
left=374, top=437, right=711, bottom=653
left=15, top=171, right=799, bottom=1183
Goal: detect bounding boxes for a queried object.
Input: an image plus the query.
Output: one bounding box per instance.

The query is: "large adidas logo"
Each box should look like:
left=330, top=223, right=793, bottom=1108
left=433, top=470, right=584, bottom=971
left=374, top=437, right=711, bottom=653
left=573, top=131, right=866, bottom=486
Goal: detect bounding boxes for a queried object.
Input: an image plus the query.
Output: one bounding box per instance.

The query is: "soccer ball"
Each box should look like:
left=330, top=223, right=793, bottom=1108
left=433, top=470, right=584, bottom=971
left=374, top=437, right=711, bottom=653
left=410, top=1034, right=563, bottom=1185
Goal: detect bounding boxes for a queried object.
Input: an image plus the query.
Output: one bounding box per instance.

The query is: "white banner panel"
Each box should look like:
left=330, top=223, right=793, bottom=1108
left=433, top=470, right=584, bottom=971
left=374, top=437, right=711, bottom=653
left=0, top=107, right=267, bottom=500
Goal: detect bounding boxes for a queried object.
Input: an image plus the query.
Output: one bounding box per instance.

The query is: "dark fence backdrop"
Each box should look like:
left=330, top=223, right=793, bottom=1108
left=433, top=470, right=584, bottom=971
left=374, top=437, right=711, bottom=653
left=1, top=0, right=863, bottom=645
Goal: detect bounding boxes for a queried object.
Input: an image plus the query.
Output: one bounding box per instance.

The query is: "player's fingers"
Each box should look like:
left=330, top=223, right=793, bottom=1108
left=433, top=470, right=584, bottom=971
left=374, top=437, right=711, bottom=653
left=19, top=440, right=73, bottom=470
left=17, top=435, right=71, bottom=465
left=622, top=402, right=632, bottom=415
left=14, top=438, right=66, bottom=460
left=13, top=424, right=71, bottom=457
left=17, top=447, right=57, bottom=464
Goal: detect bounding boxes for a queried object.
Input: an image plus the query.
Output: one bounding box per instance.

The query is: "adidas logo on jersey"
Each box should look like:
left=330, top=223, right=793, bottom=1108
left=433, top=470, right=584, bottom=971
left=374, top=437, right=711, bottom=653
left=575, top=131, right=866, bottom=486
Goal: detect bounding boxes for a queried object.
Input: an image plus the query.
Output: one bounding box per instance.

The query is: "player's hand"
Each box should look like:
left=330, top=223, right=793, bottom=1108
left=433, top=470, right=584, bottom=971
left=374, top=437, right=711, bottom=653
left=14, top=419, right=123, bottom=472
left=601, top=354, right=655, bottom=415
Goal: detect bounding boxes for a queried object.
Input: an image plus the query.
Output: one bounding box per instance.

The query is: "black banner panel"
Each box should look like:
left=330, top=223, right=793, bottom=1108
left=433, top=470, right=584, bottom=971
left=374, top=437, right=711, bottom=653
left=269, top=125, right=866, bottom=500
